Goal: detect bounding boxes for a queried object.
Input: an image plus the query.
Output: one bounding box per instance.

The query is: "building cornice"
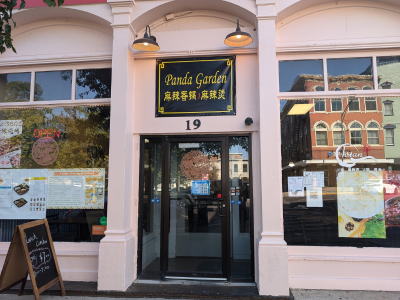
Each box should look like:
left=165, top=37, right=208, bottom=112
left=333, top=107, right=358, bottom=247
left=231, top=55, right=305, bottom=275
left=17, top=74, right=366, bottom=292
left=0, top=52, right=112, bottom=68
left=130, top=47, right=257, bottom=59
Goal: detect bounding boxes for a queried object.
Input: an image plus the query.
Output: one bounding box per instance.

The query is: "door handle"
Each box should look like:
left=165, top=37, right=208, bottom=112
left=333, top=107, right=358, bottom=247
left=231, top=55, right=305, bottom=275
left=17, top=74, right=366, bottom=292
left=218, top=198, right=225, bottom=217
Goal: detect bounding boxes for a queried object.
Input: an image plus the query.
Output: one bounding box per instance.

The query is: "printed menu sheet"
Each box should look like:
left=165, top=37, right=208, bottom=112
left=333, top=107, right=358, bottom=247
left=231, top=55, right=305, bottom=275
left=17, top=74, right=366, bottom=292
left=0, top=169, right=48, bottom=219
left=288, top=177, right=304, bottom=197
left=47, top=168, right=105, bottom=209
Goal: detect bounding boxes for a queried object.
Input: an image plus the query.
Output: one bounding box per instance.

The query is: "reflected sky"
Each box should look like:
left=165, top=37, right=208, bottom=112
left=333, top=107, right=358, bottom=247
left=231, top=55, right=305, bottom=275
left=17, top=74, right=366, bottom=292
left=35, top=71, right=72, bottom=101
left=327, top=58, right=372, bottom=76
left=279, top=60, right=323, bottom=92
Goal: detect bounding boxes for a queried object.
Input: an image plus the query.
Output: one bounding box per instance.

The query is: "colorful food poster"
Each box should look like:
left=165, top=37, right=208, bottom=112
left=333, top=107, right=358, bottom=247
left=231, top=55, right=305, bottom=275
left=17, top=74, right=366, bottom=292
left=0, top=120, right=22, bottom=169
left=306, top=187, right=322, bottom=207
left=381, top=171, right=400, bottom=227
left=337, top=171, right=386, bottom=238
left=191, top=180, right=210, bottom=195
left=288, top=177, right=304, bottom=197
left=47, top=168, right=105, bottom=209
left=0, top=169, right=47, bottom=219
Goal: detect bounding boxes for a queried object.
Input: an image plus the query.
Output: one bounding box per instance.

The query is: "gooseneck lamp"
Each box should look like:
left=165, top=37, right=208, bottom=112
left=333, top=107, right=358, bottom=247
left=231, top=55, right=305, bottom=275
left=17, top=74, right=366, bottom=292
left=224, top=19, right=253, bottom=47
left=132, top=25, right=160, bottom=52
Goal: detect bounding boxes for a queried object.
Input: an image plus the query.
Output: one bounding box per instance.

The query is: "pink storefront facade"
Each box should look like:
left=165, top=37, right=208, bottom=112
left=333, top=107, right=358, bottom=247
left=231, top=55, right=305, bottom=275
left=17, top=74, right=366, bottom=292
left=0, top=0, right=400, bottom=296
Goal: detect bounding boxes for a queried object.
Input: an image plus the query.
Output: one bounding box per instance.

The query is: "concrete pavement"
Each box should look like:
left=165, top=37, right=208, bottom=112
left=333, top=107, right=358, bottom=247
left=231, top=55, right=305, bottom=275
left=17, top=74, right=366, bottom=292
left=1, top=290, right=400, bottom=300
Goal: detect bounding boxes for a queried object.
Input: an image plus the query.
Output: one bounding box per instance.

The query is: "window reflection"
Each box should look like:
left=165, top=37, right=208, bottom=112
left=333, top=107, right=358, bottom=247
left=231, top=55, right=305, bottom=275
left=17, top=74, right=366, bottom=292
left=281, top=97, right=400, bottom=248
left=279, top=60, right=324, bottom=92
left=377, top=56, right=400, bottom=89
left=35, top=71, right=72, bottom=101
left=0, top=105, right=110, bottom=242
left=76, top=69, right=112, bottom=99
left=327, top=57, right=373, bottom=91
left=0, top=73, right=31, bottom=102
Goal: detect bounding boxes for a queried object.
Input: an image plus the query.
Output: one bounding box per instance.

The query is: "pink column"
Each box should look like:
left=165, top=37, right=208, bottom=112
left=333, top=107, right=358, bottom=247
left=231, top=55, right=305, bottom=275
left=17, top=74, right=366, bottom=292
left=97, top=0, right=138, bottom=291
left=256, top=0, right=289, bottom=296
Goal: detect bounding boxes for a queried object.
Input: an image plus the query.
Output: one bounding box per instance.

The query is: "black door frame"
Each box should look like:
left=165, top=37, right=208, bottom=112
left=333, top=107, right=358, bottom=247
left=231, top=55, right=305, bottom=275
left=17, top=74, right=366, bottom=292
left=137, top=134, right=254, bottom=282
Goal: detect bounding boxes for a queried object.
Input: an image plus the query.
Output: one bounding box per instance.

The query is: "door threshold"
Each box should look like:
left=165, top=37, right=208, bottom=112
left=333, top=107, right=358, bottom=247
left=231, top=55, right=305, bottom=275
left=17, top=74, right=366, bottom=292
left=135, top=278, right=256, bottom=286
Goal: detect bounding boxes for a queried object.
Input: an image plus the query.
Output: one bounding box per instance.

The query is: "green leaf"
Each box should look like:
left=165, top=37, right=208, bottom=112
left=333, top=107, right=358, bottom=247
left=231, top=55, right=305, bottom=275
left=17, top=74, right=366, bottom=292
left=19, top=0, right=25, bottom=9
left=5, top=25, right=11, bottom=34
left=11, top=46, right=16, bottom=53
left=57, top=0, right=64, bottom=6
left=43, top=0, right=56, bottom=7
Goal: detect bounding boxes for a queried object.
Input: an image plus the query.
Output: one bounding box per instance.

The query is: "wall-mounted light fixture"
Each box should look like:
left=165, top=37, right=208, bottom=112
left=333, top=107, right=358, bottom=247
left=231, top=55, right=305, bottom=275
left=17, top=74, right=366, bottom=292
left=132, top=25, right=160, bottom=52
left=289, top=161, right=295, bottom=168
left=224, top=19, right=253, bottom=48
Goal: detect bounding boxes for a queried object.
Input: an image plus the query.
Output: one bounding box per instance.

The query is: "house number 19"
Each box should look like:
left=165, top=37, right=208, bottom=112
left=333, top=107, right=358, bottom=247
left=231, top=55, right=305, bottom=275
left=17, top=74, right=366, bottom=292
left=186, top=119, right=201, bottom=130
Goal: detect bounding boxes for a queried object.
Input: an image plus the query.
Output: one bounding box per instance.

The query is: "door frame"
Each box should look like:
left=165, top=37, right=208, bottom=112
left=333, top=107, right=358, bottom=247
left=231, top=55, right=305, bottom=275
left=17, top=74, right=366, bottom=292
left=137, top=134, right=254, bottom=282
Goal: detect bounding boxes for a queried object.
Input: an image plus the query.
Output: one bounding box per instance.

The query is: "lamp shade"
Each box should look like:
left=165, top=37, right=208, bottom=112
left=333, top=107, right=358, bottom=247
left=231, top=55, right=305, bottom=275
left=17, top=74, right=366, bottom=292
left=132, top=26, right=160, bottom=52
left=224, top=19, right=253, bottom=48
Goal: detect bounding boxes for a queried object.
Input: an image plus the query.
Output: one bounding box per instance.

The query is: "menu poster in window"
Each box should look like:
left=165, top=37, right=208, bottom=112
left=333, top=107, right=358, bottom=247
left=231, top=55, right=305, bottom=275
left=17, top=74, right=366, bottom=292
left=288, top=176, right=304, bottom=197
left=0, top=169, right=47, bottom=220
left=337, top=171, right=386, bottom=238
left=0, top=120, right=22, bottom=169
left=47, top=168, right=105, bottom=209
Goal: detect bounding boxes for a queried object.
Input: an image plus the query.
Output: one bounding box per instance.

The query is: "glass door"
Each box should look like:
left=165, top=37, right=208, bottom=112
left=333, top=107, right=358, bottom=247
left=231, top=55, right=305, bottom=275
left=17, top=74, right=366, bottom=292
left=163, top=137, right=228, bottom=279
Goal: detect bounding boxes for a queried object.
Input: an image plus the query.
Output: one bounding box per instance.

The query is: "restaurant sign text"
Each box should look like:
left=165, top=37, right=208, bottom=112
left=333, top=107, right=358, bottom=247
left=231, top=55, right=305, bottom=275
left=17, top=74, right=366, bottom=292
left=156, top=56, right=236, bottom=117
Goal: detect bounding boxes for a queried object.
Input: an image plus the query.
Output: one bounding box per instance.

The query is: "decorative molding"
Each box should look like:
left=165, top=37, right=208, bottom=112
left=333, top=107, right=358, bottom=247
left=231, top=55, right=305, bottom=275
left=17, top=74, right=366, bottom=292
left=277, top=41, right=400, bottom=53
left=131, top=47, right=257, bottom=59
left=0, top=52, right=112, bottom=68
left=101, top=228, right=136, bottom=244
left=107, top=0, right=134, bottom=8
left=257, top=15, right=277, bottom=21
left=111, top=23, right=137, bottom=36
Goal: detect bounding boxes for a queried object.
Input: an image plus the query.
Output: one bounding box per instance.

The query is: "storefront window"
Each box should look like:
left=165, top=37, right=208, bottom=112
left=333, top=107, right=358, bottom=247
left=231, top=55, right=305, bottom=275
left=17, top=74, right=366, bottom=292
left=377, top=56, right=400, bottom=90
left=278, top=60, right=324, bottom=92
left=327, top=57, right=373, bottom=90
left=0, top=73, right=31, bottom=102
left=76, top=69, right=112, bottom=99
left=35, top=71, right=72, bottom=101
left=0, top=105, right=110, bottom=242
left=281, top=97, right=400, bottom=248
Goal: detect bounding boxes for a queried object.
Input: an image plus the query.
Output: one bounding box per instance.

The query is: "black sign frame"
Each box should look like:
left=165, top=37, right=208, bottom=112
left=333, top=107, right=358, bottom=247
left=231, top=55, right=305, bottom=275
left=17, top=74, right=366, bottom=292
left=156, top=56, right=236, bottom=117
left=0, top=219, right=65, bottom=300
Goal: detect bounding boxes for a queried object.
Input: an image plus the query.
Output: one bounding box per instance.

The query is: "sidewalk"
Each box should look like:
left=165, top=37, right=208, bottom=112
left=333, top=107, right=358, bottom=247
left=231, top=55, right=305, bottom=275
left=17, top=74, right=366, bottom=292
left=1, top=289, right=400, bottom=300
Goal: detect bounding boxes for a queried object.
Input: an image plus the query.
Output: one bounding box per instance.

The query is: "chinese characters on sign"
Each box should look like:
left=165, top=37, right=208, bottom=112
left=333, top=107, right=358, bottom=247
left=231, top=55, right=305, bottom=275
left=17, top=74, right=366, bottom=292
left=156, top=57, right=236, bottom=117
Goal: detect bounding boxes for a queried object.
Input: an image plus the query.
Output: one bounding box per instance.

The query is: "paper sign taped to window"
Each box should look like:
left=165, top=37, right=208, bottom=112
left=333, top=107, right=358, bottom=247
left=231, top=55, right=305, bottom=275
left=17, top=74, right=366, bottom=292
left=303, top=171, right=325, bottom=188
left=191, top=180, right=210, bottom=195
left=288, top=176, right=304, bottom=197
left=306, top=187, right=323, bottom=207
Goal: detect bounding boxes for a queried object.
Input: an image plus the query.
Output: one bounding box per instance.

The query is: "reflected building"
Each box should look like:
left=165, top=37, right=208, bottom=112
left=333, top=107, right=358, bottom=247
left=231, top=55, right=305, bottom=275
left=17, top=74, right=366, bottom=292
left=281, top=74, right=391, bottom=190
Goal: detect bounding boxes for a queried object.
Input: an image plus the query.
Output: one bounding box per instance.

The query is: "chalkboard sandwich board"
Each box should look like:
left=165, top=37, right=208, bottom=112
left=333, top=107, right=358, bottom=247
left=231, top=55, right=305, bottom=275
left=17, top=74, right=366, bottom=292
left=0, top=219, right=66, bottom=300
